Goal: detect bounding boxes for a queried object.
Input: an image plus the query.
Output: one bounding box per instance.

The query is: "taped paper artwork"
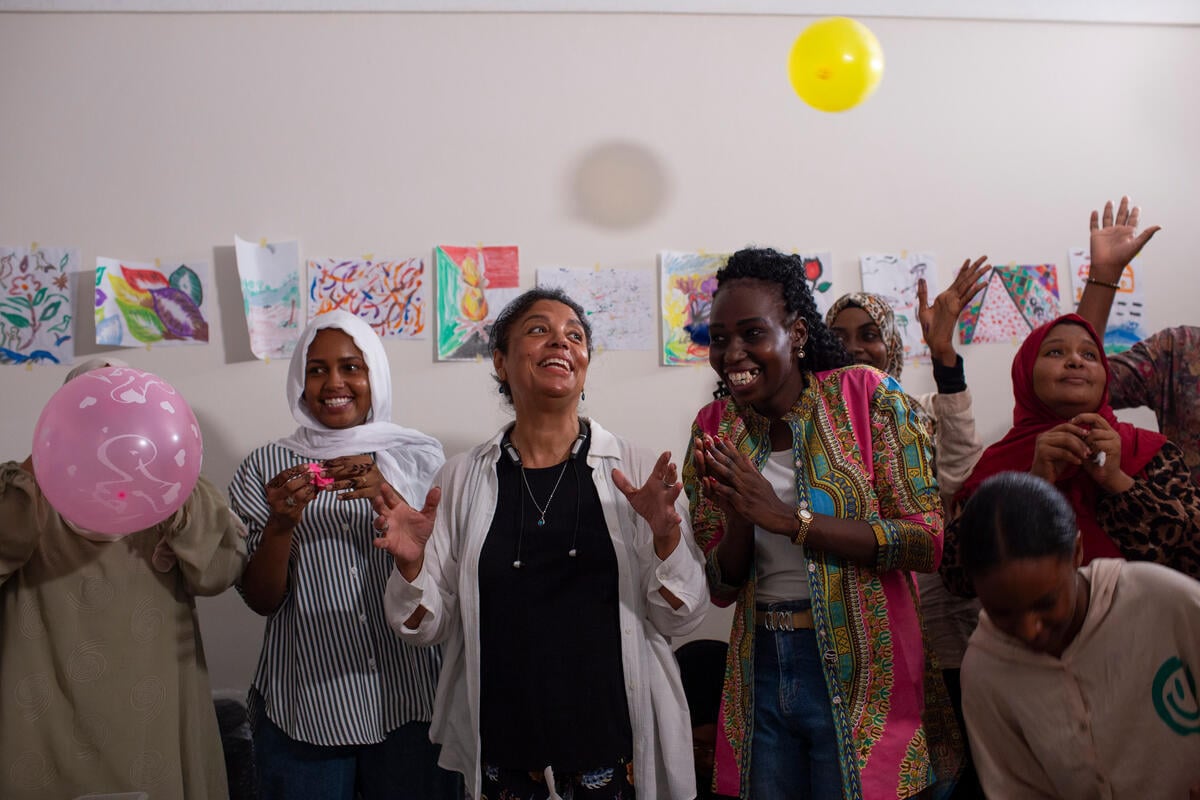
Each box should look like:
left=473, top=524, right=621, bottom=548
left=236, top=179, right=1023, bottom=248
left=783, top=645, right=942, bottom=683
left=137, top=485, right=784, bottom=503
left=536, top=266, right=655, bottom=351
left=859, top=252, right=939, bottom=362
left=1067, top=248, right=1148, bottom=354
left=0, top=245, right=77, bottom=365
left=308, top=256, right=427, bottom=340
left=958, top=264, right=1060, bottom=345
left=660, top=250, right=727, bottom=366
left=436, top=245, right=520, bottom=361
left=235, top=236, right=302, bottom=360
left=95, top=258, right=211, bottom=348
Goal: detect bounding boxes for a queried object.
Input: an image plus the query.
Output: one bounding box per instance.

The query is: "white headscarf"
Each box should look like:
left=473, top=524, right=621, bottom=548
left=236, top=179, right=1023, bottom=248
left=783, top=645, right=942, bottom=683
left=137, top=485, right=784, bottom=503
left=276, top=311, right=445, bottom=506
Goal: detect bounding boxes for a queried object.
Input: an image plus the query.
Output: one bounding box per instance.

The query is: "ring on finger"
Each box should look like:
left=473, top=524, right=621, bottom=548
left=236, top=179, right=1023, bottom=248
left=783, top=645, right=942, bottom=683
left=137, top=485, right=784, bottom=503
left=285, top=496, right=297, bottom=508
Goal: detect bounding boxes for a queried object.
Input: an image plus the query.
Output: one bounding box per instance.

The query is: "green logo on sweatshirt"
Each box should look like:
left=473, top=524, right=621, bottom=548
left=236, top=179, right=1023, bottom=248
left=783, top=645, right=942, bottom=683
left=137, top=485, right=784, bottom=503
left=1152, top=656, right=1200, bottom=735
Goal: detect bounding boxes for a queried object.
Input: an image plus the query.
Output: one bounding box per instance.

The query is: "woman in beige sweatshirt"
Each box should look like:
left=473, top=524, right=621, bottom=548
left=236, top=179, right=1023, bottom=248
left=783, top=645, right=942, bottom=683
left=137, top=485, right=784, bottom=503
left=956, top=471, right=1200, bottom=799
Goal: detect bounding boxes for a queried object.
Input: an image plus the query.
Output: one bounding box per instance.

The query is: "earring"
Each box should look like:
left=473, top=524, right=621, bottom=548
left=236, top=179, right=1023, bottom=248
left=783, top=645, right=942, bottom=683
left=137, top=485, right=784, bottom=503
left=798, top=346, right=806, bottom=360
left=498, top=383, right=508, bottom=395
left=581, top=390, right=586, bottom=401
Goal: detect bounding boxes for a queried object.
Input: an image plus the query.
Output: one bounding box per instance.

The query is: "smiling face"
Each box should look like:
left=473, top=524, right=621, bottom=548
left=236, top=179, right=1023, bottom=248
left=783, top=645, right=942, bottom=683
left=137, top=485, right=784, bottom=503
left=829, top=305, right=890, bottom=372
left=708, top=278, right=808, bottom=419
left=973, top=538, right=1087, bottom=658
left=302, top=328, right=372, bottom=429
left=1031, top=321, right=1107, bottom=419
left=492, top=299, right=589, bottom=406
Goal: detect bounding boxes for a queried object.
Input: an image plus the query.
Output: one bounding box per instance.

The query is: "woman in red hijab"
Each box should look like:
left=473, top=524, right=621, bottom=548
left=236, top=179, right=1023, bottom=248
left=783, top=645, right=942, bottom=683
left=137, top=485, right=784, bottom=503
left=941, top=313, right=1200, bottom=594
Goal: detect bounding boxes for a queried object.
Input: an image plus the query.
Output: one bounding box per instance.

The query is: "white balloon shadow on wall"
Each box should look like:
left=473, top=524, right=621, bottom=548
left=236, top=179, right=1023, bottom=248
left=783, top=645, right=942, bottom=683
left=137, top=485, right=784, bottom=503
left=568, top=140, right=672, bottom=230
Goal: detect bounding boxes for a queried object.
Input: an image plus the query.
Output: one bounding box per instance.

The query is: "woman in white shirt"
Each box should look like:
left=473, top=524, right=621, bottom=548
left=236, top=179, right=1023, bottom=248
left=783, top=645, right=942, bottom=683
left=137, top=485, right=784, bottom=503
left=374, top=288, right=709, bottom=800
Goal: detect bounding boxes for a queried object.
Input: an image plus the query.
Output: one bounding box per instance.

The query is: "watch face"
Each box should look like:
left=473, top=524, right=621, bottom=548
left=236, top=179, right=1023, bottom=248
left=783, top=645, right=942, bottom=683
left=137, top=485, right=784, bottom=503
left=798, top=508, right=814, bottom=523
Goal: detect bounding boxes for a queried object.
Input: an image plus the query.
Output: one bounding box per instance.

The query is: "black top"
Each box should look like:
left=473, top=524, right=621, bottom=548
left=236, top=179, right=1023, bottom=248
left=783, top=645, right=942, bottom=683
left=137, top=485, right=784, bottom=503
left=477, top=429, right=634, bottom=771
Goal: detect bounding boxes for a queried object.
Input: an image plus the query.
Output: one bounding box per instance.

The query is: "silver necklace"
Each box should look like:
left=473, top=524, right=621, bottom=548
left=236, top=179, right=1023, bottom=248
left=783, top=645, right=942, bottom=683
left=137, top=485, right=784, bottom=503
left=519, top=460, right=571, bottom=527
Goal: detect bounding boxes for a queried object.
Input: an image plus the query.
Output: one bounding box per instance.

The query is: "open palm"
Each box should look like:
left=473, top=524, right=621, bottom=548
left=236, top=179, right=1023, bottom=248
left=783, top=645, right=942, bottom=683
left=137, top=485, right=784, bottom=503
left=1089, top=196, right=1160, bottom=283
left=371, top=484, right=441, bottom=570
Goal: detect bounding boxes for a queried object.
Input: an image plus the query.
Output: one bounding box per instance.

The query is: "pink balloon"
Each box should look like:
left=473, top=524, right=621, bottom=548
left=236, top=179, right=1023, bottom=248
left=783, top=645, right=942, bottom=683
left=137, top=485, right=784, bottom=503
left=32, top=366, right=203, bottom=536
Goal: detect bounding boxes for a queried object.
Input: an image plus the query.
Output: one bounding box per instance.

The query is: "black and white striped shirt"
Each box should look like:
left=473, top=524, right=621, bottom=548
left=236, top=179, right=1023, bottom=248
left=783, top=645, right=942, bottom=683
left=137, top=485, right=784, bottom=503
left=229, top=442, right=441, bottom=746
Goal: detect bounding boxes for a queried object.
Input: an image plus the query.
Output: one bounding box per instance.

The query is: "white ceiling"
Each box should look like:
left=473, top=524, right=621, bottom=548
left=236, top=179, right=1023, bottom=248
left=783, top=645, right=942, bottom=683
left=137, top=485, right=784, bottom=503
left=1, top=0, right=1198, bottom=25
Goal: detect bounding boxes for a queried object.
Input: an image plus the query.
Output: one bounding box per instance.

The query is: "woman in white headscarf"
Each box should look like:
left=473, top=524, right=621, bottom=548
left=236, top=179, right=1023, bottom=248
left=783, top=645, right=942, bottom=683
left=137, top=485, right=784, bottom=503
left=228, top=311, right=457, bottom=800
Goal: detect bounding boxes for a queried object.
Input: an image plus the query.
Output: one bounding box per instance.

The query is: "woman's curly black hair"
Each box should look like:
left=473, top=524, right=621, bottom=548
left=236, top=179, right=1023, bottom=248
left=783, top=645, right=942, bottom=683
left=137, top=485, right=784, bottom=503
left=488, top=286, right=593, bottom=403
left=711, top=248, right=851, bottom=398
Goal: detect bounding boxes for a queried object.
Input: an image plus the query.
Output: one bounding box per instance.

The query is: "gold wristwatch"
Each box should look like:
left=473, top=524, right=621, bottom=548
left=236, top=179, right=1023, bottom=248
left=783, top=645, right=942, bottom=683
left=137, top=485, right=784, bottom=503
left=793, top=502, right=814, bottom=547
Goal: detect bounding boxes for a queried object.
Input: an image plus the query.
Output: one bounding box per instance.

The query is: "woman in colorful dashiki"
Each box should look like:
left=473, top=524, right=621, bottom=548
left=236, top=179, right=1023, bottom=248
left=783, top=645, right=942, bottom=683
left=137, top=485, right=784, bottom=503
left=684, top=247, right=959, bottom=800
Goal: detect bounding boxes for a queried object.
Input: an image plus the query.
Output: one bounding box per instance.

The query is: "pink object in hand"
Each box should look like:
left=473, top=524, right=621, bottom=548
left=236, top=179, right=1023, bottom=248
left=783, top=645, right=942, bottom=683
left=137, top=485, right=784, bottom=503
left=306, top=462, right=335, bottom=488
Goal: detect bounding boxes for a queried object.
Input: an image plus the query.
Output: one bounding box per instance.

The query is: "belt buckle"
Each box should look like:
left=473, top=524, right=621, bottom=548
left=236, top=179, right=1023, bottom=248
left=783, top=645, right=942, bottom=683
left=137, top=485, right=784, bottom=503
left=766, top=610, right=794, bottom=632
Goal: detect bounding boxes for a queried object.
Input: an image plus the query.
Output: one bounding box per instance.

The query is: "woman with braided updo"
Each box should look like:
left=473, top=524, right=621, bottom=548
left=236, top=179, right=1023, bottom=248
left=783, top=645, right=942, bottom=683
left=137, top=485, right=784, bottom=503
left=683, top=247, right=960, bottom=799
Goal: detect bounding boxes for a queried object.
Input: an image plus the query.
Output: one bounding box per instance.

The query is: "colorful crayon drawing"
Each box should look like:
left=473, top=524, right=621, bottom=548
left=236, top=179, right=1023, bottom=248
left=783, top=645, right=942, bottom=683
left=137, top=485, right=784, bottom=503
left=235, top=236, right=302, bottom=360
left=435, top=245, right=520, bottom=361
left=308, top=256, right=427, bottom=340
left=536, top=266, right=655, bottom=351
left=1067, top=248, right=1148, bottom=354
left=0, top=245, right=77, bottom=365
left=860, top=252, right=939, bottom=362
left=798, top=252, right=836, bottom=317
left=95, top=258, right=211, bottom=348
left=958, top=264, right=1061, bottom=345
left=660, top=251, right=727, bottom=366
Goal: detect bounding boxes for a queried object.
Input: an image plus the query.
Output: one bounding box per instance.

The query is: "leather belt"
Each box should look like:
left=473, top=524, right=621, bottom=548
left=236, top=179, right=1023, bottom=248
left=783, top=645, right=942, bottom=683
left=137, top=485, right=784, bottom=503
left=754, top=608, right=814, bottom=631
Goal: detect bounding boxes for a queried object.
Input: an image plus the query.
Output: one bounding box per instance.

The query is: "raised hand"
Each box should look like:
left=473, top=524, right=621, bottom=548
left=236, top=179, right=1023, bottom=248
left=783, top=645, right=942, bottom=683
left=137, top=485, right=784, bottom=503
left=613, top=451, right=683, bottom=544
left=1088, top=196, right=1160, bottom=284
left=371, top=484, right=442, bottom=579
left=917, top=255, right=991, bottom=366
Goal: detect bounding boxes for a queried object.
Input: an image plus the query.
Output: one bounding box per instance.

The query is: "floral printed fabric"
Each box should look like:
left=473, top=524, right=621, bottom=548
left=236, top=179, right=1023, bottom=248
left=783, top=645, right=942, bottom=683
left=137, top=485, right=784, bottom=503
left=481, top=758, right=635, bottom=800
left=1108, top=325, right=1200, bottom=483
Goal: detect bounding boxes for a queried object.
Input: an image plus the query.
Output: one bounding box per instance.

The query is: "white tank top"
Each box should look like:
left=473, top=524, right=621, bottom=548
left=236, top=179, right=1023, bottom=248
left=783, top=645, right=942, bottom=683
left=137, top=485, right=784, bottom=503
left=754, top=449, right=810, bottom=603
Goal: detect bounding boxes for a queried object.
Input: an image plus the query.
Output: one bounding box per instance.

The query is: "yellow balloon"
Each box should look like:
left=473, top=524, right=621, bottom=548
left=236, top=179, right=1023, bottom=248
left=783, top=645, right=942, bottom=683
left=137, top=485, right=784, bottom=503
left=788, top=17, right=885, bottom=113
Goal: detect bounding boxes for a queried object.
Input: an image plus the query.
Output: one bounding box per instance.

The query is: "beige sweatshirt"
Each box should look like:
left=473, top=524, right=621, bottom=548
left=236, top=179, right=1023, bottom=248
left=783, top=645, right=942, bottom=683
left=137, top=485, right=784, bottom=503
left=962, top=559, right=1200, bottom=799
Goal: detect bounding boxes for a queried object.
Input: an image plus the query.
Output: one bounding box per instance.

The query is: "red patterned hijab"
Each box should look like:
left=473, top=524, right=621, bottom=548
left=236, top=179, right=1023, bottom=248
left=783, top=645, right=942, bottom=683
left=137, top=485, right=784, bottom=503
left=957, top=314, right=1166, bottom=561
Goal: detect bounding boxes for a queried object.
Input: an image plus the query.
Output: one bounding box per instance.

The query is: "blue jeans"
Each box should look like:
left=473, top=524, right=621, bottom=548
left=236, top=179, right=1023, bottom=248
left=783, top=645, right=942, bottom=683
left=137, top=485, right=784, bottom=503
left=749, top=603, right=843, bottom=800
left=253, top=709, right=462, bottom=800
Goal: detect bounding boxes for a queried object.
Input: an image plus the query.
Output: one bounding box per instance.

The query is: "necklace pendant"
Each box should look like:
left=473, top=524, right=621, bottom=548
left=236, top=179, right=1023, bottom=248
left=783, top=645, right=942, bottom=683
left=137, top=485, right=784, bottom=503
left=537, top=518, right=546, bottom=527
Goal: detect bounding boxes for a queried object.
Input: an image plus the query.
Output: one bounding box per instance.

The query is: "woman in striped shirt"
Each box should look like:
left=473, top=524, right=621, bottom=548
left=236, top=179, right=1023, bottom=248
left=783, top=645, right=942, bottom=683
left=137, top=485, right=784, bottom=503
left=229, top=311, right=458, bottom=800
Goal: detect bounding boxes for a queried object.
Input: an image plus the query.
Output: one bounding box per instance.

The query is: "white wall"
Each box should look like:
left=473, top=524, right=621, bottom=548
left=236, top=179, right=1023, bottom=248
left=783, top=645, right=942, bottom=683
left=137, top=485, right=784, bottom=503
left=1, top=11, right=1194, bottom=691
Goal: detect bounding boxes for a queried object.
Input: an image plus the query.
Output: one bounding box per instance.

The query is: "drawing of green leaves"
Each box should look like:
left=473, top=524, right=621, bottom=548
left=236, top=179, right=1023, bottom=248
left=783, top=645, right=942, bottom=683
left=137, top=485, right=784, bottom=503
left=116, top=297, right=166, bottom=343
left=39, top=299, right=62, bottom=321
left=1, top=311, right=30, bottom=329
left=169, top=264, right=203, bottom=307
